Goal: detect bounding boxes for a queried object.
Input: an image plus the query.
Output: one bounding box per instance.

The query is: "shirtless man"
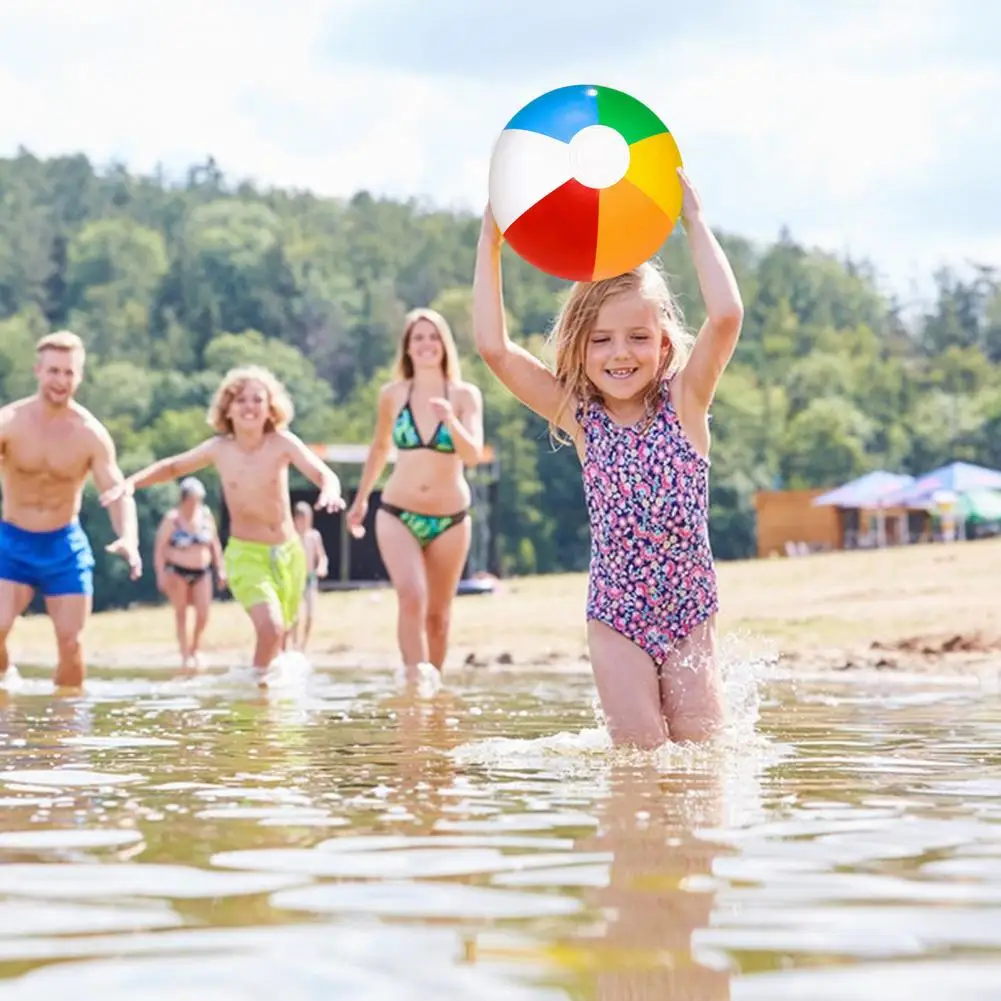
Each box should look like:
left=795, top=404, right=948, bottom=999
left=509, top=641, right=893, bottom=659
left=100, top=365, right=344, bottom=673
left=0, top=331, right=142, bottom=688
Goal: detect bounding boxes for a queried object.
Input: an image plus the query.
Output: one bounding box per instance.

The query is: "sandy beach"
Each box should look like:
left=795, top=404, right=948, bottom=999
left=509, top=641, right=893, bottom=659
left=6, top=536, right=1001, bottom=681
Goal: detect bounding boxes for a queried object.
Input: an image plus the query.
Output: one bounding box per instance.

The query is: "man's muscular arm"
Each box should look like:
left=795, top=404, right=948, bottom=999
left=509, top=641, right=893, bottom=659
left=0, top=405, right=12, bottom=465
left=89, top=420, right=142, bottom=579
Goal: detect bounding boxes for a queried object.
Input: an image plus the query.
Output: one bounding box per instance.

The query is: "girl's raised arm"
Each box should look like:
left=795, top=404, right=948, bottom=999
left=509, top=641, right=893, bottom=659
left=474, top=208, right=569, bottom=429
left=676, top=170, right=744, bottom=412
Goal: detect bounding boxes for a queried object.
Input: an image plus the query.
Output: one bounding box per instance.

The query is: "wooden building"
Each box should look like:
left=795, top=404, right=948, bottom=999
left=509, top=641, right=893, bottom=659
left=753, top=488, right=928, bottom=558
left=753, top=488, right=840, bottom=558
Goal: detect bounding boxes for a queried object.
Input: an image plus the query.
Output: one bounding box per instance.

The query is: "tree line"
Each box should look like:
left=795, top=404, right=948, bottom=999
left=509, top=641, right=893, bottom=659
left=1, top=149, right=999, bottom=610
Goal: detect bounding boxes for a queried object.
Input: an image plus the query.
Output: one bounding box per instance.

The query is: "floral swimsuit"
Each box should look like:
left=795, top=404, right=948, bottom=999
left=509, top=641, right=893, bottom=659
left=577, top=379, right=719, bottom=665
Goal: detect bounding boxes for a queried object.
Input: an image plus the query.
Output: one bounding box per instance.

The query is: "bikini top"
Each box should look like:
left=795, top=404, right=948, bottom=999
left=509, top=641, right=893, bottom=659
left=169, top=510, right=213, bottom=549
left=391, top=382, right=455, bottom=454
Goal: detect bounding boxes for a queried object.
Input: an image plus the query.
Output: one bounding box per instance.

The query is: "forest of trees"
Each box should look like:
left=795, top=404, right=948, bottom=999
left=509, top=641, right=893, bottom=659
left=1, top=149, right=1000, bottom=611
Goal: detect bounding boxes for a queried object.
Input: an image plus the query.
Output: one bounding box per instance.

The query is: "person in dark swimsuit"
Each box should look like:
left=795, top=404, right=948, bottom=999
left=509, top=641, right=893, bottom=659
left=346, top=308, right=485, bottom=693
left=153, top=477, right=224, bottom=670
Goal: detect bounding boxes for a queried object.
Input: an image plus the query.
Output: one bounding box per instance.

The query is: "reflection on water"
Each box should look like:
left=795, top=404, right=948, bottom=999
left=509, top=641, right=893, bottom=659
left=0, top=660, right=999, bottom=998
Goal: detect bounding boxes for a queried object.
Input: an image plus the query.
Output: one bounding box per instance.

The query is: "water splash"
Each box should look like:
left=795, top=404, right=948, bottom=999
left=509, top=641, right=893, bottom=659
left=450, top=628, right=776, bottom=770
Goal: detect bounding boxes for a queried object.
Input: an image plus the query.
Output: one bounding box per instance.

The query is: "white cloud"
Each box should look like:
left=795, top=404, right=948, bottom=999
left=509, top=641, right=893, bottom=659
left=0, top=0, right=996, bottom=301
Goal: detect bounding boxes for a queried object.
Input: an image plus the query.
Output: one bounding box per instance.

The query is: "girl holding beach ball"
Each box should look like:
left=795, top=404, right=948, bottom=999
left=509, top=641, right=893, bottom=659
left=475, top=86, right=744, bottom=749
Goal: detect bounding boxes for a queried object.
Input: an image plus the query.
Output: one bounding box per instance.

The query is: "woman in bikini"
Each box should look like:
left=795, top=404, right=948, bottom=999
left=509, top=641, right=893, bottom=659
left=346, top=308, right=484, bottom=691
left=153, top=476, right=225, bottom=670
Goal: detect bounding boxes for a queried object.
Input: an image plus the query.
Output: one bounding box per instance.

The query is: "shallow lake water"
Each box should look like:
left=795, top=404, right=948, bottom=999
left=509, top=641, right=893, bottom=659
left=0, top=655, right=1000, bottom=999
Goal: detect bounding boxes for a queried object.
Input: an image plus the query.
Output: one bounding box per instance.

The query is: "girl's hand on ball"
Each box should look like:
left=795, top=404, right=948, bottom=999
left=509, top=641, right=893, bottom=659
left=480, top=204, right=503, bottom=248
left=678, top=169, right=703, bottom=226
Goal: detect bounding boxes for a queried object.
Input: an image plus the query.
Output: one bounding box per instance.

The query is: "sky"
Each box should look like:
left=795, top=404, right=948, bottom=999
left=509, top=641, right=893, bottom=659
left=0, top=0, right=997, bottom=307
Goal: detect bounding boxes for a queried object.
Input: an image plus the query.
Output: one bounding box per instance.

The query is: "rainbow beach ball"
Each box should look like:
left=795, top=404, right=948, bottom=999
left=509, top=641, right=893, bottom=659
left=489, top=84, right=683, bottom=283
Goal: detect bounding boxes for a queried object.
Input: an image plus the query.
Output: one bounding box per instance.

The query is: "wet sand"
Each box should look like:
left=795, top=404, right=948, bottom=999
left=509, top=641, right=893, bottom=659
left=6, top=537, right=1001, bottom=681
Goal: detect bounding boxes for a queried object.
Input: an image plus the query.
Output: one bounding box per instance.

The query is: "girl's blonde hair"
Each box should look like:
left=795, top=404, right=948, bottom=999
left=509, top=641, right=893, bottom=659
left=549, top=262, right=694, bottom=439
left=207, top=365, right=294, bottom=435
left=392, top=308, right=462, bottom=382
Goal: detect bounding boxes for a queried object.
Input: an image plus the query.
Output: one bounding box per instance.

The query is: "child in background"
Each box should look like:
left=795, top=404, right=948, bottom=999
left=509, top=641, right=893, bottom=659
left=101, top=366, right=344, bottom=676
left=473, top=169, right=743, bottom=749
left=292, top=501, right=329, bottom=652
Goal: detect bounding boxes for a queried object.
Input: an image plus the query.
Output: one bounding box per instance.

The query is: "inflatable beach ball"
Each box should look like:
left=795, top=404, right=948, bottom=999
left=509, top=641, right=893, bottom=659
left=489, top=84, right=683, bottom=282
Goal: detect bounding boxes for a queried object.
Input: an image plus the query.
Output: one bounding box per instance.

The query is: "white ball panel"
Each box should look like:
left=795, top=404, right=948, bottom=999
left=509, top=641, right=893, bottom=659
left=488, top=128, right=574, bottom=232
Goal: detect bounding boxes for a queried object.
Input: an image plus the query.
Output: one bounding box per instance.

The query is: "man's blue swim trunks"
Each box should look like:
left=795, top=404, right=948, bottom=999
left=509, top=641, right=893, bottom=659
left=0, top=520, right=95, bottom=596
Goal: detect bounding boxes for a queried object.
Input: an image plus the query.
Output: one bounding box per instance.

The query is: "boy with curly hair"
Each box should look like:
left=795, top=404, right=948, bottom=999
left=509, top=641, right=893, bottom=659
left=102, top=366, right=344, bottom=675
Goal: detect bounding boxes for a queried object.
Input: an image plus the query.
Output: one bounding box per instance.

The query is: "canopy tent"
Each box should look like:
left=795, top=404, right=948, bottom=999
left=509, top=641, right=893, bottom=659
left=811, top=470, right=915, bottom=508
left=959, top=488, right=1001, bottom=524
left=881, top=461, right=1001, bottom=509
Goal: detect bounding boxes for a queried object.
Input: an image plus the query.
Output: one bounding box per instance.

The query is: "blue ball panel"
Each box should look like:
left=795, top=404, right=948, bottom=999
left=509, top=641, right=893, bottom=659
left=504, top=85, right=600, bottom=144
